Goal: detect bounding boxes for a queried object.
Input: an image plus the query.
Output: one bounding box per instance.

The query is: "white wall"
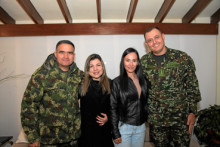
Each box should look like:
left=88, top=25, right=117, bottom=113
left=0, top=34, right=217, bottom=142
left=217, top=23, right=220, bottom=105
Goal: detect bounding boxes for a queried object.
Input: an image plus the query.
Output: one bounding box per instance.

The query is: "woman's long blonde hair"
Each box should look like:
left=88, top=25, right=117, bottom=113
left=80, top=54, right=110, bottom=96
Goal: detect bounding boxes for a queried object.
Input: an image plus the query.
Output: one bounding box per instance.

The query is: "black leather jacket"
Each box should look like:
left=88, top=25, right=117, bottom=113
left=110, top=76, right=148, bottom=139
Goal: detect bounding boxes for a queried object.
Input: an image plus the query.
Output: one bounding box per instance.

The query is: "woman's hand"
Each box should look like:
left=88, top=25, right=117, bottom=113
left=113, top=137, right=122, bottom=144
left=96, top=113, right=108, bottom=126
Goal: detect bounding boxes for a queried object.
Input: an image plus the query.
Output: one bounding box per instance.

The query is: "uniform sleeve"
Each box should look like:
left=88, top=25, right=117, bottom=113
left=110, top=80, right=121, bottom=139
left=140, top=55, right=148, bottom=76
left=20, top=73, right=44, bottom=144
left=144, top=77, right=150, bottom=120
left=184, top=55, right=201, bottom=114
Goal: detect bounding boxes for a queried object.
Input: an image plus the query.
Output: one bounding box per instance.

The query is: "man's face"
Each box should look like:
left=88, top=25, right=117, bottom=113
left=54, top=43, right=75, bottom=71
left=144, top=28, right=166, bottom=56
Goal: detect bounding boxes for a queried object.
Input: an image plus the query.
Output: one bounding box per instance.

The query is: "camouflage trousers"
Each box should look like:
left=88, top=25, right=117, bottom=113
left=149, top=123, right=190, bottom=147
left=40, top=139, right=78, bottom=147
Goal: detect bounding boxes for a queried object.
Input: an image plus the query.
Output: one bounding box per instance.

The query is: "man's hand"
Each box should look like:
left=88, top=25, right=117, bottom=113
left=187, top=113, right=195, bottom=134
left=96, top=113, right=108, bottom=126
left=29, top=141, right=40, bottom=147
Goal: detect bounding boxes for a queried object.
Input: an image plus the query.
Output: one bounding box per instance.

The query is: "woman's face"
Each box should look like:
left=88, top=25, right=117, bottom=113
left=89, top=58, right=103, bottom=81
left=123, top=52, right=138, bottom=74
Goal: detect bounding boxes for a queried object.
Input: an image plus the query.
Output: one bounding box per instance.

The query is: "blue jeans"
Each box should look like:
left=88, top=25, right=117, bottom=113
left=114, top=122, right=146, bottom=147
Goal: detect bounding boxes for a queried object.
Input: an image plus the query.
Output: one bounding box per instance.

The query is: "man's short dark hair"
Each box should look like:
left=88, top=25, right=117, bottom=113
left=56, top=40, right=75, bottom=50
left=144, top=26, right=163, bottom=39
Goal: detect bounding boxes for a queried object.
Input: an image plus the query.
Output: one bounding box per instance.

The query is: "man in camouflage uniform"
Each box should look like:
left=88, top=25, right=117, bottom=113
left=21, top=40, right=83, bottom=147
left=141, top=27, right=201, bottom=147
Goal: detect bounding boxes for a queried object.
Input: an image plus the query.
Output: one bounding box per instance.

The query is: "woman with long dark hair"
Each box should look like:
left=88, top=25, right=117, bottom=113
left=79, top=54, right=113, bottom=147
left=110, top=48, right=148, bottom=147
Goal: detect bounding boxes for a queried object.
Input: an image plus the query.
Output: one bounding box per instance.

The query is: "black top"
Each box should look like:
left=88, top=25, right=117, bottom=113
left=78, top=79, right=113, bottom=147
left=152, top=53, right=165, bottom=65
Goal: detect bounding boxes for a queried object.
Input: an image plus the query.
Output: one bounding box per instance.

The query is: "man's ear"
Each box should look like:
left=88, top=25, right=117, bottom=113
left=162, top=33, right=165, bottom=40
left=72, top=53, right=76, bottom=61
left=54, top=51, right=57, bottom=58
left=145, top=42, right=148, bottom=48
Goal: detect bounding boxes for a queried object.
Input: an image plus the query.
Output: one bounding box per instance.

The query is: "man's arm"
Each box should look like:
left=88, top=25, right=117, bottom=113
left=20, top=73, right=43, bottom=144
left=184, top=55, right=201, bottom=114
left=184, top=55, right=201, bottom=133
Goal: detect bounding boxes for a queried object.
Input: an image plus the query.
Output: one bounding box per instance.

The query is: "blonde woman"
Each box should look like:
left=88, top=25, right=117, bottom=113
left=78, top=54, right=113, bottom=147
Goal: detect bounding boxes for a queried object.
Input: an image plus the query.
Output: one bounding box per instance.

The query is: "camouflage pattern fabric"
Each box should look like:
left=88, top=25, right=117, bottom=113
left=149, top=123, right=190, bottom=147
left=140, top=47, right=201, bottom=126
left=21, top=53, right=84, bottom=145
left=40, top=139, right=78, bottom=147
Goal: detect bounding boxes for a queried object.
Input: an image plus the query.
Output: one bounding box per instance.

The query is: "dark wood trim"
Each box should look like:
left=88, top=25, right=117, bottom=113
left=155, top=0, right=175, bottom=23
left=126, top=0, right=138, bottom=23
left=0, top=6, right=15, bottom=24
left=96, top=0, right=101, bottom=23
left=211, top=8, right=220, bottom=24
left=0, top=23, right=218, bottom=36
left=17, top=0, right=43, bottom=24
left=182, top=0, right=212, bottom=23
left=57, top=0, right=72, bottom=23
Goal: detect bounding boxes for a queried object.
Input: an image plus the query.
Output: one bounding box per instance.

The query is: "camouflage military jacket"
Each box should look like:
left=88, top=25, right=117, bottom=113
left=21, top=54, right=83, bottom=144
left=141, top=47, right=201, bottom=126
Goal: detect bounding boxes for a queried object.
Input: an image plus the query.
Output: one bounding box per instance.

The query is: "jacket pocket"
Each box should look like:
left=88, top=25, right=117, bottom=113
left=39, top=124, right=70, bottom=144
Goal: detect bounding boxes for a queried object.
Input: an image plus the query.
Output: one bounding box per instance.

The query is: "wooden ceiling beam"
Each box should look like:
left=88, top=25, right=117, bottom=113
left=155, top=0, right=175, bottom=23
left=57, top=0, right=72, bottom=23
left=0, top=6, right=15, bottom=24
left=96, top=0, right=101, bottom=23
left=126, top=0, right=138, bottom=23
left=0, top=23, right=217, bottom=37
left=182, top=0, right=212, bottom=23
left=17, top=0, right=43, bottom=24
left=211, top=8, right=220, bottom=24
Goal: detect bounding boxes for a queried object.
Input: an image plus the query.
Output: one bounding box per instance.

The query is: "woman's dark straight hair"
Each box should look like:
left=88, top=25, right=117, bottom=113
left=119, top=48, right=146, bottom=92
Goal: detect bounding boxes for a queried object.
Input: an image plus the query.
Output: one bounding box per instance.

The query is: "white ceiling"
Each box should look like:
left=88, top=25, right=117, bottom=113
left=0, top=0, right=219, bottom=24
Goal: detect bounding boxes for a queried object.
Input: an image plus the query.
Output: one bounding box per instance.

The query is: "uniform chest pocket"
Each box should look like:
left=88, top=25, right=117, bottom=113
left=44, top=83, right=67, bottom=96
left=162, top=62, right=182, bottom=78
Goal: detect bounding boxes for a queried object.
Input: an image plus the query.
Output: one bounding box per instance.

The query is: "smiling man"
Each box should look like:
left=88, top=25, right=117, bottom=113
left=21, top=40, right=83, bottom=147
left=141, top=27, right=201, bottom=147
